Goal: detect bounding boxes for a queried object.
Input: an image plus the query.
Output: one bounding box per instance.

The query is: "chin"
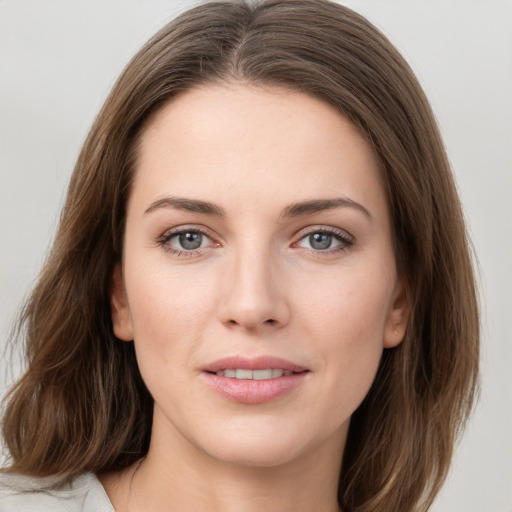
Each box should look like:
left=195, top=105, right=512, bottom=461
left=206, top=437, right=308, bottom=468
left=192, top=418, right=347, bottom=470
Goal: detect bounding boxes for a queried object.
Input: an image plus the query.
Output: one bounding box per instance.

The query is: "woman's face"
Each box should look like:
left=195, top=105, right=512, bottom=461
left=112, top=84, right=408, bottom=468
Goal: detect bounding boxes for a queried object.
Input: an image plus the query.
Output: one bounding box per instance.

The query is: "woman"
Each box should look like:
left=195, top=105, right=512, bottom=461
left=0, top=1, right=479, bottom=511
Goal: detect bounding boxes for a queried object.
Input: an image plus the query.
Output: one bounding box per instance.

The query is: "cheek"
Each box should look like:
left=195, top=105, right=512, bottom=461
left=128, top=260, right=211, bottom=327
left=293, top=265, right=394, bottom=390
left=125, top=265, right=216, bottom=374
left=304, top=281, right=389, bottom=419
left=296, top=267, right=393, bottom=343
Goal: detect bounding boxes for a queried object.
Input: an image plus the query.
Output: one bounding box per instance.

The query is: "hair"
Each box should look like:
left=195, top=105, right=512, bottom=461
left=1, top=1, right=479, bottom=510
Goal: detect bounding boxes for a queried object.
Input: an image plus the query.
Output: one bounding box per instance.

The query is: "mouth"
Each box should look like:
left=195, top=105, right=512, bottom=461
left=213, top=368, right=295, bottom=379
left=201, top=356, right=309, bottom=404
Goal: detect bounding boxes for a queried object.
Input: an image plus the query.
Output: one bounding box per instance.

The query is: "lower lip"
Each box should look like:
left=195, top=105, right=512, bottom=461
left=201, top=372, right=309, bottom=404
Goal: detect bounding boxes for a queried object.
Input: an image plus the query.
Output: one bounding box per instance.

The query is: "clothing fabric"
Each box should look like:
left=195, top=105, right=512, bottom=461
left=0, top=472, right=114, bottom=512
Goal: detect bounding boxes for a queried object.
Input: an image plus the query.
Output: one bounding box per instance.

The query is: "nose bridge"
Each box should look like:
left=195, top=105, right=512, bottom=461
left=219, top=237, right=289, bottom=330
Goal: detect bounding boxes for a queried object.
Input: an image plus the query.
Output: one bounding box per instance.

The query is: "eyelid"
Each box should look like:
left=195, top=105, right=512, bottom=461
left=157, top=224, right=221, bottom=257
left=294, top=225, right=354, bottom=241
left=291, top=225, right=355, bottom=252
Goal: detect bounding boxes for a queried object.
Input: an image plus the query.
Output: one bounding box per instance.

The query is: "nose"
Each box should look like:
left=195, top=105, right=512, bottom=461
left=217, top=246, right=290, bottom=332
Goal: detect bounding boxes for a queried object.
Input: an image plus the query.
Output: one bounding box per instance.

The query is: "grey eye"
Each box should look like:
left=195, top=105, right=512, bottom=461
left=309, top=233, right=332, bottom=250
left=178, top=231, right=203, bottom=250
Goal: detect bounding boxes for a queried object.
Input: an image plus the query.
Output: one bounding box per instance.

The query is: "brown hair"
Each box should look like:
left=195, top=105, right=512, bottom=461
left=1, top=1, right=479, bottom=510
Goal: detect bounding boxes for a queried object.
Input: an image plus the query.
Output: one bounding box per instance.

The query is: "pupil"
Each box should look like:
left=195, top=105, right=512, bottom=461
left=310, top=232, right=331, bottom=250
left=179, top=232, right=202, bottom=250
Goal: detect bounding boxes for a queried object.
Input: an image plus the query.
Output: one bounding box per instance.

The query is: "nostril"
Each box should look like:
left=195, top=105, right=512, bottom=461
left=225, top=317, right=278, bottom=330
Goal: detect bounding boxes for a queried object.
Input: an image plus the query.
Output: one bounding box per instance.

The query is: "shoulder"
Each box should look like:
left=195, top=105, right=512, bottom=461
left=0, top=472, right=114, bottom=512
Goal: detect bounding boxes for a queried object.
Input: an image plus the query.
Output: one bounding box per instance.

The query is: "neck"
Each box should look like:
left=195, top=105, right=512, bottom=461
left=101, top=411, right=346, bottom=512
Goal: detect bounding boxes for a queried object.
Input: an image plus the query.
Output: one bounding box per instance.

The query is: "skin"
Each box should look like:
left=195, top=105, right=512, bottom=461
left=104, top=83, right=409, bottom=512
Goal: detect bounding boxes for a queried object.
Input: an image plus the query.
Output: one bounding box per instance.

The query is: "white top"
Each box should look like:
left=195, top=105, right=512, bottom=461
left=0, top=472, right=114, bottom=512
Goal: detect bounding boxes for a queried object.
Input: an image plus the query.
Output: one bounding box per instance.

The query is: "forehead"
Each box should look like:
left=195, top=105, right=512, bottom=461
left=131, top=83, right=386, bottom=217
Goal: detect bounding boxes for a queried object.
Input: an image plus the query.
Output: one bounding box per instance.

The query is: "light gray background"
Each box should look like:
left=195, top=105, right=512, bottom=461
left=1, top=1, right=511, bottom=510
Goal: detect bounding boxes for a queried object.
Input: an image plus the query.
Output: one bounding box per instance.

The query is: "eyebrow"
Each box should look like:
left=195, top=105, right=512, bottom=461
left=281, top=197, right=372, bottom=220
left=144, top=195, right=371, bottom=220
left=144, top=196, right=226, bottom=216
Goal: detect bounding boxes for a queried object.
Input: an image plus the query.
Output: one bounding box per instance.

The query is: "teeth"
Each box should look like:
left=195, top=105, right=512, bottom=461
left=253, top=369, right=273, bottom=380
left=215, top=369, right=294, bottom=380
left=236, top=369, right=253, bottom=380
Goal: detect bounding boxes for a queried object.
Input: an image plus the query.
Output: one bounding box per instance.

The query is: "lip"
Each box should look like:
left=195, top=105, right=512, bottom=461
left=201, top=356, right=308, bottom=373
left=200, top=356, right=309, bottom=405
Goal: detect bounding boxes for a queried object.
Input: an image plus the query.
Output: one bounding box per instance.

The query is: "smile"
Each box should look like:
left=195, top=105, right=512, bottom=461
left=215, top=369, right=294, bottom=379
left=201, top=356, right=309, bottom=404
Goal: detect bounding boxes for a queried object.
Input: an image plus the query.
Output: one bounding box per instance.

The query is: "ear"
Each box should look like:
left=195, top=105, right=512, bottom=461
left=383, top=278, right=410, bottom=348
left=110, top=264, right=134, bottom=341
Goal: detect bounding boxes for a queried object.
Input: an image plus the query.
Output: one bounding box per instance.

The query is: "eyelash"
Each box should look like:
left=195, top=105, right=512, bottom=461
left=157, top=226, right=354, bottom=258
left=292, top=226, right=354, bottom=256
left=157, top=226, right=218, bottom=258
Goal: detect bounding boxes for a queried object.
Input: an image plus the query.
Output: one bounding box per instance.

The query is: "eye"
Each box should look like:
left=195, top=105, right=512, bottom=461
left=304, top=232, right=336, bottom=250
left=158, top=227, right=219, bottom=256
left=293, top=228, right=353, bottom=253
left=172, top=231, right=207, bottom=250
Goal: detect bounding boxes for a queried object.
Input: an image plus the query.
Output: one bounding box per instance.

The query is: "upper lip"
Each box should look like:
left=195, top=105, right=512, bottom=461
left=202, top=356, right=308, bottom=373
